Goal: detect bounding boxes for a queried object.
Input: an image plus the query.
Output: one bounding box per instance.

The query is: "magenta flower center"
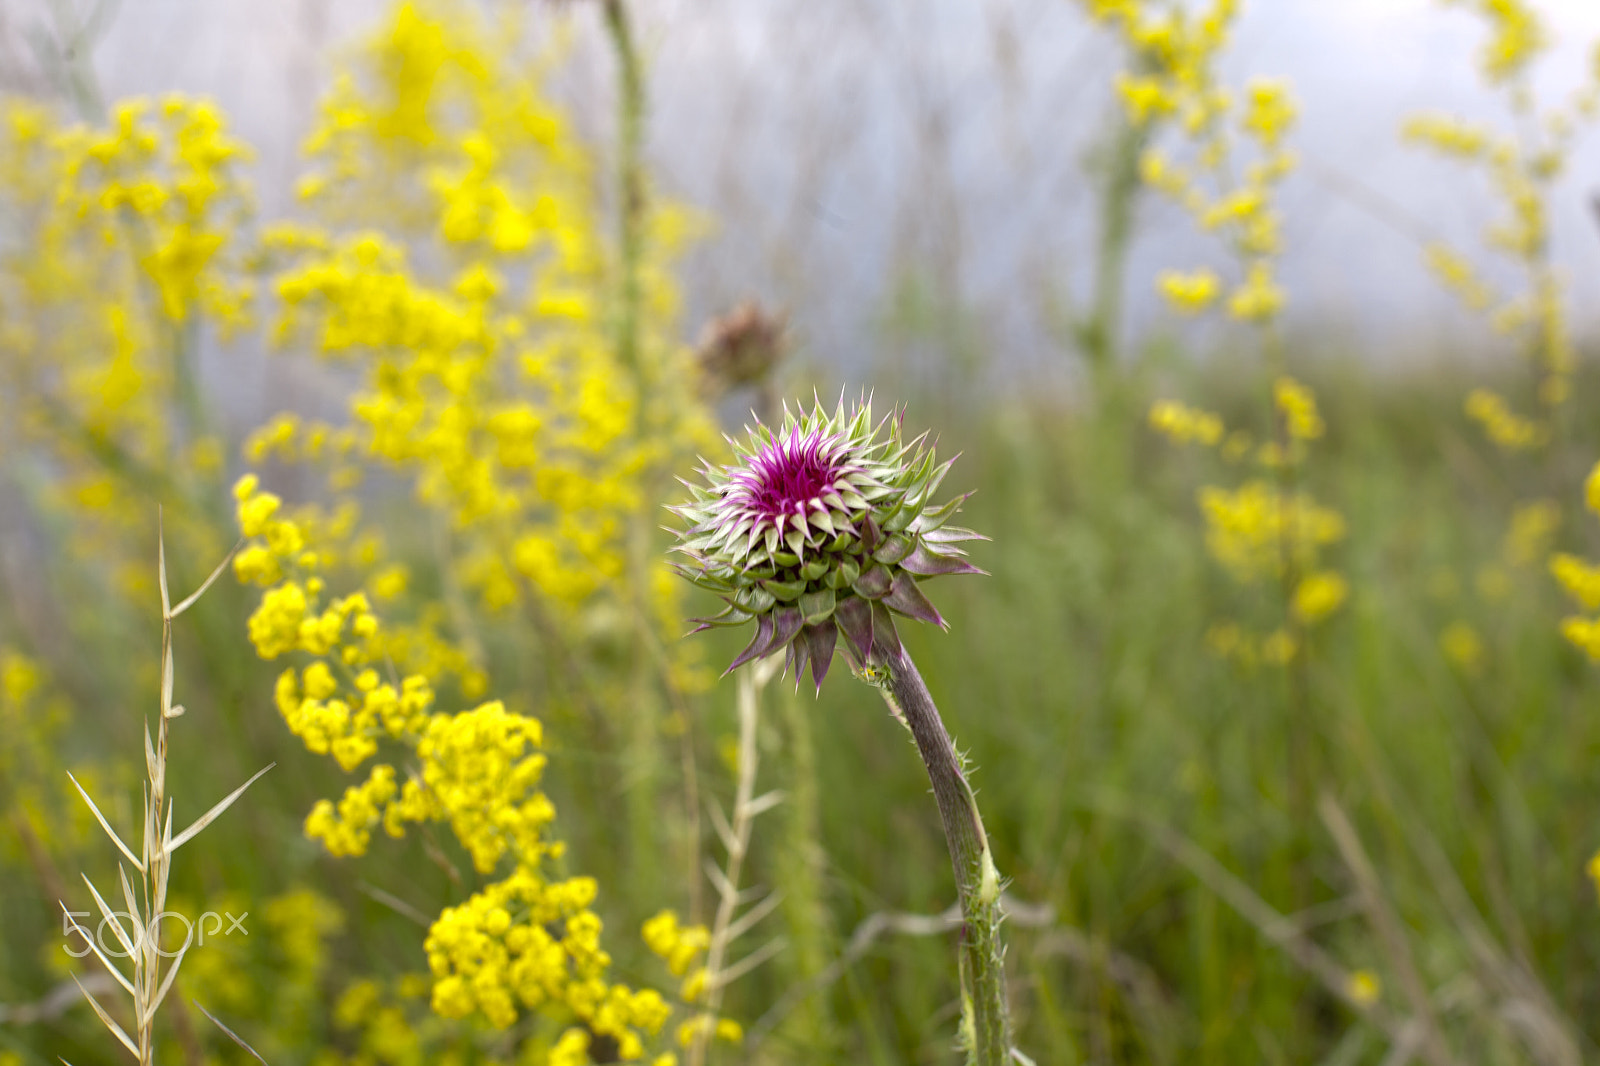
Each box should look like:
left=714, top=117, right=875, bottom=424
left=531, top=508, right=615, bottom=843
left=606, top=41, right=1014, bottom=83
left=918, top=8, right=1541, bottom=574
left=730, top=430, right=841, bottom=519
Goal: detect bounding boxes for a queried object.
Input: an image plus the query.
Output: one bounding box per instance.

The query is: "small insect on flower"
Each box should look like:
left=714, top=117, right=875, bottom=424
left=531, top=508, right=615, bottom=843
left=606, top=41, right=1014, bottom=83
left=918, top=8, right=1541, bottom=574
left=666, top=395, right=988, bottom=693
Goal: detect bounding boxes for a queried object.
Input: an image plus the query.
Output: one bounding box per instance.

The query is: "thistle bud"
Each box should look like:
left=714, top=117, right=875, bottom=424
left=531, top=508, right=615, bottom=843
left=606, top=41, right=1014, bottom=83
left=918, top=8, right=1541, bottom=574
left=667, top=396, right=987, bottom=692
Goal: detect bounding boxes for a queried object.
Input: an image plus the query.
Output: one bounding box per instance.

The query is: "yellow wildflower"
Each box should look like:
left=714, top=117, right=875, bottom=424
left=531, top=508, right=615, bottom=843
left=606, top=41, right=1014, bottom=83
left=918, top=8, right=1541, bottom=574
left=1440, top=622, right=1485, bottom=674
left=1241, top=78, right=1296, bottom=149
left=1292, top=571, right=1347, bottom=626
left=1157, top=269, right=1221, bottom=313
left=1347, top=969, right=1381, bottom=1007
left=1273, top=377, right=1324, bottom=441
left=1227, top=261, right=1285, bottom=322
left=1149, top=400, right=1224, bottom=446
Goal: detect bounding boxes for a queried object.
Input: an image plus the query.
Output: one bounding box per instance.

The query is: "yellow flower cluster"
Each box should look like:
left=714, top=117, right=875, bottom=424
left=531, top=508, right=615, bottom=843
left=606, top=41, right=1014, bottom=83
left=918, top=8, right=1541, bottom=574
left=1464, top=389, right=1545, bottom=451
left=1205, top=621, right=1298, bottom=669
left=249, top=1, right=715, bottom=653
left=1407, top=5, right=1600, bottom=447
left=1503, top=498, right=1559, bottom=567
left=1441, top=0, right=1549, bottom=83
left=218, top=8, right=726, bottom=1052
left=264, top=887, right=347, bottom=986
left=1273, top=376, right=1324, bottom=442
left=1085, top=0, right=1296, bottom=322
left=642, top=910, right=712, bottom=979
left=1439, top=621, right=1487, bottom=674
left=1291, top=570, right=1349, bottom=625
left=1422, top=243, right=1495, bottom=311
left=1149, top=400, right=1224, bottom=446
left=1554, top=463, right=1600, bottom=658
left=1403, top=113, right=1493, bottom=158
left=1198, top=481, right=1345, bottom=586
left=1152, top=374, right=1347, bottom=657
left=235, top=477, right=691, bottom=1053
left=0, top=648, right=94, bottom=867
left=1157, top=268, right=1222, bottom=313
left=0, top=95, right=252, bottom=596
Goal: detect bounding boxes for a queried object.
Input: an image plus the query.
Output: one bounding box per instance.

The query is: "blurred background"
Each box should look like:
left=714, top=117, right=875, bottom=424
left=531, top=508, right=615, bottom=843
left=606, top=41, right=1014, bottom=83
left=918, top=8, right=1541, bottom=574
left=4, top=0, right=1600, bottom=391
left=2, top=0, right=1600, bottom=1064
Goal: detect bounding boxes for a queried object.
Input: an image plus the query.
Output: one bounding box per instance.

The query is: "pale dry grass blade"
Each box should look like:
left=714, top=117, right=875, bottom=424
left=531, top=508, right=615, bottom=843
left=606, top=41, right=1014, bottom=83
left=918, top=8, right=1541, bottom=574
left=157, top=509, right=170, bottom=616
left=63, top=532, right=261, bottom=1066
left=159, top=631, right=174, bottom=722
left=117, top=866, right=141, bottom=937
left=706, top=796, right=736, bottom=854
left=71, top=976, right=138, bottom=1057
left=749, top=892, right=1059, bottom=1049
left=148, top=939, right=190, bottom=1016
left=723, top=889, right=785, bottom=943
left=60, top=907, right=135, bottom=998
left=191, top=1000, right=271, bottom=1065
left=65, top=771, right=142, bottom=872
left=702, top=858, right=734, bottom=901
left=0, top=975, right=116, bottom=1024
left=79, top=874, right=137, bottom=960
left=1319, top=795, right=1459, bottom=1066
left=742, top=789, right=785, bottom=818
left=710, top=935, right=786, bottom=990
left=164, top=763, right=274, bottom=857
left=143, top=723, right=157, bottom=786
left=1087, top=797, right=1430, bottom=1043
left=168, top=540, right=242, bottom=619
left=356, top=882, right=433, bottom=928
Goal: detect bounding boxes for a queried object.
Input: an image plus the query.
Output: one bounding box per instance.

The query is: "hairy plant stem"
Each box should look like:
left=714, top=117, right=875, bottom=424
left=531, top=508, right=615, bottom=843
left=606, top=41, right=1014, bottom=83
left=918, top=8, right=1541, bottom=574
left=867, top=642, right=1011, bottom=1065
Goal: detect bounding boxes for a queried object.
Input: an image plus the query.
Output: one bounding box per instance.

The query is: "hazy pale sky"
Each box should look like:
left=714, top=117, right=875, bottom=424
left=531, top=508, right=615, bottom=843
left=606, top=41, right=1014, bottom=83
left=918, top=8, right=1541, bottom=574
left=7, top=0, right=1598, bottom=384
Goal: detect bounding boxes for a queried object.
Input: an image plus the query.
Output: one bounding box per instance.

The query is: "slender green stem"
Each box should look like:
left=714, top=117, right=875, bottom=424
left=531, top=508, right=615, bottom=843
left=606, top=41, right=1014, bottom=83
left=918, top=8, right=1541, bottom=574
left=867, top=642, right=1011, bottom=1065
left=1079, top=107, right=1147, bottom=397
left=602, top=0, right=647, bottom=398
left=600, top=0, right=679, bottom=913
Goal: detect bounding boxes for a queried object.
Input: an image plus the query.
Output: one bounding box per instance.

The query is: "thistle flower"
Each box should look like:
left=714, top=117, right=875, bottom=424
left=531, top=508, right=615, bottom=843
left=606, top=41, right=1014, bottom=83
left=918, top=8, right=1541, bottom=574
left=667, top=396, right=986, bottom=692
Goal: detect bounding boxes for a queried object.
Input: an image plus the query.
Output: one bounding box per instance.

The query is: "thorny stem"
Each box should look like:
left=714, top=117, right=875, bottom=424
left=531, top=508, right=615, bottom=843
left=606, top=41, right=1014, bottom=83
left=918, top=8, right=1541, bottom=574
left=865, top=643, right=1012, bottom=1066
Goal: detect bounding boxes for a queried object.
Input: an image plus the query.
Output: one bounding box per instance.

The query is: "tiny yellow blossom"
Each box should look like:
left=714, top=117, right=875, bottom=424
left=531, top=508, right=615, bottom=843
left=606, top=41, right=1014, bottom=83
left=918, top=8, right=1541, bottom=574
left=1347, top=969, right=1381, bottom=1007
left=1149, top=400, right=1224, bottom=446
left=1465, top=389, right=1544, bottom=451
left=1260, top=628, right=1297, bottom=665
left=1292, top=571, right=1347, bottom=625
left=1241, top=79, right=1296, bottom=149
left=1227, top=261, right=1285, bottom=322
left=1503, top=500, right=1558, bottom=567
left=1157, top=269, right=1222, bottom=313
left=1439, top=622, right=1485, bottom=674
left=1273, top=377, right=1324, bottom=441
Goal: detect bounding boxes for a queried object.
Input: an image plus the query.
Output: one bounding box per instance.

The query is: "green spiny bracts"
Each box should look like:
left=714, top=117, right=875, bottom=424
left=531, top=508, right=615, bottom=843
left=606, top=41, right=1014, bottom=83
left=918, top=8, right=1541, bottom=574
left=667, top=395, right=987, bottom=693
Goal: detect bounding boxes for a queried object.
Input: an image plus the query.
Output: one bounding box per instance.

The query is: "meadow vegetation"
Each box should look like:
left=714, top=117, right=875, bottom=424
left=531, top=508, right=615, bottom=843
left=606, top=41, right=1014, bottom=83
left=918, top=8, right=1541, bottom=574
left=1, top=0, right=1599, bottom=1064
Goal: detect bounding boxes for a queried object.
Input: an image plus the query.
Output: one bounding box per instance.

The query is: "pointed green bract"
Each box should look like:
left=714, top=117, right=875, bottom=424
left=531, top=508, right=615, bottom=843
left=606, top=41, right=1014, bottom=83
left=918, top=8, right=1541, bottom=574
left=670, top=395, right=985, bottom=692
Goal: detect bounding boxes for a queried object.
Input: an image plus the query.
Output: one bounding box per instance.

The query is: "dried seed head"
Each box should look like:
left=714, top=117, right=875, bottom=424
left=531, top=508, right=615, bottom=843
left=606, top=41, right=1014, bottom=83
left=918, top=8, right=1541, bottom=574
left=667, top=395, right=987, bottom=693
left=695, top=299, right=788, bottom=398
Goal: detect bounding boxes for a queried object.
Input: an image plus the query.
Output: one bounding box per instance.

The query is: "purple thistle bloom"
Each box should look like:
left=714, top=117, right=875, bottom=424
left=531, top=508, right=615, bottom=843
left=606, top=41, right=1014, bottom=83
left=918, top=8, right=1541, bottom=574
left=667, top=396, right=987, bottom=693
